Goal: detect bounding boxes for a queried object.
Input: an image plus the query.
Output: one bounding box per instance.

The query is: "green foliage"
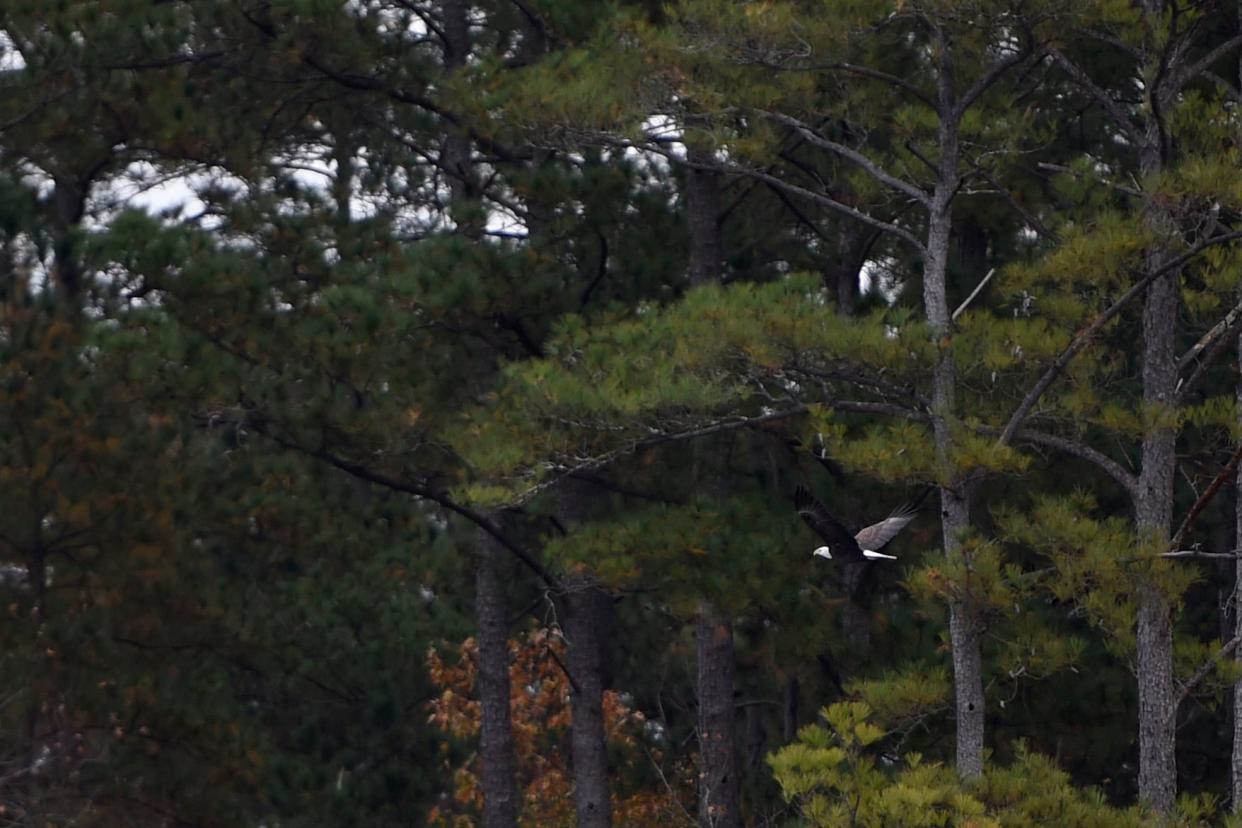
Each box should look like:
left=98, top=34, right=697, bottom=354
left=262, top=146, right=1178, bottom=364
left=771, top=702, right=1147, bottom=828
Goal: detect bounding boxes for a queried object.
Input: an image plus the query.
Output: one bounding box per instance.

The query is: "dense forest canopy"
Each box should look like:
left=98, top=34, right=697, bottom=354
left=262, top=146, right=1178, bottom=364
left=6, top=0, right=1242, bottom=825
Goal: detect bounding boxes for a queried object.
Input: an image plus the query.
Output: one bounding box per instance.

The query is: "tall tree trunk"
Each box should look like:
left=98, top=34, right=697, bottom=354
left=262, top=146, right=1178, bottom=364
left=685, top=143, right=722, bottom=288
left=782, top=675, right=799, bottom=744
left=442, top=0, right=481, bottom=237
left=833, top=232, right=873, bottom=657
left=1134, top=59, right=1179, bottom=804
left=1134, top=267, right=1177, bottom=810
left=697, top=603, right=741, bottom=828
left=926, top=196, right=981, bottom=776
left=1233, top=317, right=1242, bottom=809
left=685, top=140, right=741, bottom=827
left=475, top=528, right=519, bottom=828
left=558, top=482, right=614, bottom=828
left=1233, top=28, right=1242, bottom=808
left=50, top=173, right=87, bottom=315
left=446, top=9, right=518, bottom=822
left=563, top=580, right=613, bottom=828
left=922, top=68, right=982, bottom=772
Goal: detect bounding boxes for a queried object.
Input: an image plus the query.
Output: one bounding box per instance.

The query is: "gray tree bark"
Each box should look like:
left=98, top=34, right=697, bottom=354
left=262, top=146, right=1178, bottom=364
left=924, top=188, right=981, bottom=777
left=1233, top=17, right=1242, bottom=808
left=1233, top=317, right=1242, bottom=809
left=474, top=528, right=519, bottom=828
left=1133, top=27, right=1179, bottom=802
left=1134, top=256, right=1178, bottom=811
left=922, top=53, right=983, bottom=774
left=697, top=603, right=741, bottom=828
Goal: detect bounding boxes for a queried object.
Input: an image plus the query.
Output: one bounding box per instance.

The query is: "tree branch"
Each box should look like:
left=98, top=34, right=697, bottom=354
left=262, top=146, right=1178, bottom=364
left=761, top=111, right=932, bottom=207
left=952, top=268, right=996, bottom=321
left=955, top=39, right=1034, bottom=117
left=820, top=63, right=936, bottom=108
left=1177, top=294, right=1242, bottom=373
left=1177, top=633, right=1242, bottom=705
left=240, top=417, right=559, bottom=588
left=720, top=162, right=927, bottom=253
left=1167, top=33, right=1242, bottom=95
left=1168, top=442, right=1242, bottom=553
left=1049, top=48, right=1139, bottom=142
left=1008, top=427, right=1139, bottom=500
left=1160, top=549, right=1241, bottom=559
left=996, top=230, right=1242, bottom=446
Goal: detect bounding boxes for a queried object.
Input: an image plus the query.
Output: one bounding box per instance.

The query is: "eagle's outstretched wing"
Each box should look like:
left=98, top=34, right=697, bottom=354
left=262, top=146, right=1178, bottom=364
left=853, top=504, right=918, bottom=552
left=794, top=486, right=864, bottom=560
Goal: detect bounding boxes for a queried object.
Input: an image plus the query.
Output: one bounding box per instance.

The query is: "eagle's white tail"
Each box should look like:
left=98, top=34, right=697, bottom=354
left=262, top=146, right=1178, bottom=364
left=861, top=550, right=897, bottom=561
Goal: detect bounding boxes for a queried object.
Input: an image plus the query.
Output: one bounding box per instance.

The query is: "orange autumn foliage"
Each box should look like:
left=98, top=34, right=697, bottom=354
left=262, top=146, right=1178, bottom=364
left=426, top=627, right=692, bottom=827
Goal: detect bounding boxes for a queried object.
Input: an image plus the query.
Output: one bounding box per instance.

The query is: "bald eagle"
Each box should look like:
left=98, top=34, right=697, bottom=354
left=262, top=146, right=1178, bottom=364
left=794, top=486, right=917, bottom=563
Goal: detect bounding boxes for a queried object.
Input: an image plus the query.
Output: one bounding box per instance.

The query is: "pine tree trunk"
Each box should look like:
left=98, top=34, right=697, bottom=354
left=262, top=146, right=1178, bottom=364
left=684, top=139, right=742, bottom=826
left=685, top=144, right=722, bottom=289
left=1233, top=318, right=1242, bottom=810
left=50, top=174, right=86, bottom=314
left=1134, top=103, right=1179, bottom=809
left=442, top=0, right=481, bottom=237
left=697, top=603, right=741, bottom=828
left=563, top=581, right=612, bottom=828
left=475, top=529, right=519, bottom=828
left=557, top=484, right=614, bottom=828
left=840, top=563, right=872, bottom=658
left=782, top=676, right=799, bottom=744
left=923, top=117, right=982, bottom=776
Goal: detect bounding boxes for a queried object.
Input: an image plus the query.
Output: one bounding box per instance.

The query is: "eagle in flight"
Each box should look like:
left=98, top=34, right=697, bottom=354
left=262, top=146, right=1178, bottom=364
left=794, top=485, right=918, bottom=563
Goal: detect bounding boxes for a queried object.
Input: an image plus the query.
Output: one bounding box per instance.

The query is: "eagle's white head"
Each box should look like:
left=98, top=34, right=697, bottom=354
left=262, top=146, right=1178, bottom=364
left=812, top=546, right=832, bottom=559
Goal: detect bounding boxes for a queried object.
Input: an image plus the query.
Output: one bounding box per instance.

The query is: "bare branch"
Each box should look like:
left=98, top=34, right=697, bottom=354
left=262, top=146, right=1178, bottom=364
left=1177, top=294, right=1242, bottom=373
left=952, top=268, right=997, bottom=321
left=760, top=111, right=932, bottom=207
left=955, top=41, right=1035, bottom=117
left=724, top=163, right=927, bottom=253
left=1008, top=427, right=1139, bottom=500
left=819, top=62, right=937, bottom=109
left=1049, top=48, right=1139, bottom=142
left=1177, top=633, right=1242, bottom=705
left=1160, top=549, right=1241, bottom=559
left=1175, top=323, right=1238, bottom=405
left=1167, top=33, right=1242, bottom=95
left=1169, top=442, right=1242, bottom=553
